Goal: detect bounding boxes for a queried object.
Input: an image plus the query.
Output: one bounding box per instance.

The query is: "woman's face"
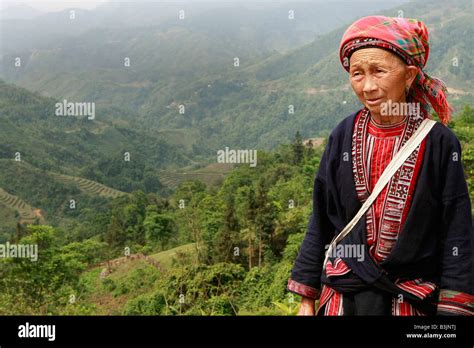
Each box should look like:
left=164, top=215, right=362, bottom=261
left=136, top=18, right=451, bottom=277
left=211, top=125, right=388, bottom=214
left=349, top=48, right=417, bottom=118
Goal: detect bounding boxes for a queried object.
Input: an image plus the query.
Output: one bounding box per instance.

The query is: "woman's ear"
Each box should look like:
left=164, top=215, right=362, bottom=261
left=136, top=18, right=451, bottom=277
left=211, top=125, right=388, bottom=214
left=405, top=65, right=418, bottom=89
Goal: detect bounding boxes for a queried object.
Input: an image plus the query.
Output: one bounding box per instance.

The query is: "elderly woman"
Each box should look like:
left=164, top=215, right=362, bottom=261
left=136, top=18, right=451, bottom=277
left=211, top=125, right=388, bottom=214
left=287, top=16, right=473, bottom=315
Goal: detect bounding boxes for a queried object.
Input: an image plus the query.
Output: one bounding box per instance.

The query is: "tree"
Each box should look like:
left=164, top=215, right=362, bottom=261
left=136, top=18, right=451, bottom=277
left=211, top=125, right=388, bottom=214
left=144, top=205, right=175, bottom=250
left=197, top=194, right=224, bottom=265
left=105, top=214, right=124, bottom=250
left=0, top=225, right=87, bottom=314
left=14, top=222, right=26, bottom=243
left=216, top=197, right=240, bottom=263
left=255, top=179, right=277, bottom=267
left=292, top=131, right=304, bottom=165
left=243, top=186, right=258, bottom=269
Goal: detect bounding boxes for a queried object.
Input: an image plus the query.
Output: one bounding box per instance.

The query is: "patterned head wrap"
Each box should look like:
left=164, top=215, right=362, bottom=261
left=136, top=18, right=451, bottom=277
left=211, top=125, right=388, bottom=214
left=339, top=16, right=453, bottom=125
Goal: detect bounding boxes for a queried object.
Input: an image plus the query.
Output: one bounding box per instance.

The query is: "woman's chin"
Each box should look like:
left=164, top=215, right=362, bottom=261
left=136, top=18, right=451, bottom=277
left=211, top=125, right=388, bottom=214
left=366, top=105, right=381, bottom=114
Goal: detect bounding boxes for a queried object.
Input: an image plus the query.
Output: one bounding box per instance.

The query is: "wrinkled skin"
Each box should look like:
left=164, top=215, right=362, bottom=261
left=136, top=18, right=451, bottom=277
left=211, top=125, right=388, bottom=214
left=349, top=48, right=418, bottom=125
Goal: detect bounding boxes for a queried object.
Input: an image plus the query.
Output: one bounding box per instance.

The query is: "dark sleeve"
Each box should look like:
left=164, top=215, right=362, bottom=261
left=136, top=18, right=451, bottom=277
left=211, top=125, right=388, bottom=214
left=287, top=142, right=335, bottom=299
left=436, top=131, right=474, bottom=315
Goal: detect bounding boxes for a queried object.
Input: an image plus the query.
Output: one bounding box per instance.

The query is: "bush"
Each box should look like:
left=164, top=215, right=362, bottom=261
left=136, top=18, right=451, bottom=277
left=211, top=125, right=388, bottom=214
left=207, top=294, right=236, bottom=315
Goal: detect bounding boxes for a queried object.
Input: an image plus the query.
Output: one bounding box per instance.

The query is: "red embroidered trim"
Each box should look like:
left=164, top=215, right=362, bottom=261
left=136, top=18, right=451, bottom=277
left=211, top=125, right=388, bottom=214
left=325, top=290, right=343, bottom=315
left=316, top=280, right=434, bottom=316
left=391, top=297, right=427, bottom=316
left=395, top=278, right=437, bottom=299
left=368, top=117, right=406, bottom=137
left=352, top=108, right=427, bottom=261
left=316, top=285, right=334, bottom=315
left=317, top=283, right=432, bottom=316
left=341, top=38, right=416, bottom=69
left=325, top=258, right=351, bottom=277
left=287, top=278, right=319, bottom=299
left=317, top=109, right=436, bottom=316
left=438, top=289, right=474, bottom=316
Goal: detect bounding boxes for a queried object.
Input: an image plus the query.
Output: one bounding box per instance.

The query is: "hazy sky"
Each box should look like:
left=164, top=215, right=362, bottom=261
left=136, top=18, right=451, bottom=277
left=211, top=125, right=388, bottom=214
left=0, top=0, right=105, bottom=12
left=1, top=0, right=403, bottom=13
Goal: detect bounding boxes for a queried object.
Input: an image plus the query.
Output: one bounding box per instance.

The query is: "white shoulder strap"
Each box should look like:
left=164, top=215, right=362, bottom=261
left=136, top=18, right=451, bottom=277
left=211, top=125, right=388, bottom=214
left=322, top=118, right=436, bottom=270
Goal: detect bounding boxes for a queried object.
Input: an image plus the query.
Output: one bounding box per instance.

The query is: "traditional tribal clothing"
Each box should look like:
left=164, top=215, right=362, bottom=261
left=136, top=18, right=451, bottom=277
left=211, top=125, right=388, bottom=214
left=287, top=15, right=472, bottom=316
left=339, top=16, right=453, bottom=125
left=316, top=107, right=437, bottom=315
left=353, top=107, right=425, bottom=262
left=287, top=109, right=474, bottom=315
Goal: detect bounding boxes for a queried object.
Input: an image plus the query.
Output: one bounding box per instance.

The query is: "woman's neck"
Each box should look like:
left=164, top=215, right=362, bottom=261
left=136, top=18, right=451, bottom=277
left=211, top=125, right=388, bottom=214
left=370, top=96, right=408, bottom=125
left=370, top=113, right=406, bottom=126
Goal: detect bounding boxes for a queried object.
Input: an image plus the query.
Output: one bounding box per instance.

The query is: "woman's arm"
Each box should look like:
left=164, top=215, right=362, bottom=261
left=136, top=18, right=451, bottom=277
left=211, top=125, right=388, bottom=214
left=437, top=131, right=474, bottom=315
left=297, top=296, right=317, bottom=316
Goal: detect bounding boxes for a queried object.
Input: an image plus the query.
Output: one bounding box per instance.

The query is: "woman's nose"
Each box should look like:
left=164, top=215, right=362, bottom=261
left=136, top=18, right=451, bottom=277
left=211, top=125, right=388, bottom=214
left=363, top=76, right=378, bottom=93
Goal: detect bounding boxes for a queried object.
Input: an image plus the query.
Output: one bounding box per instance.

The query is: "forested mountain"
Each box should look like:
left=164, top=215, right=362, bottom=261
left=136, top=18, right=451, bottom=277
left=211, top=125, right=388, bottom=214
left=1, top=0, right=471, bottom=154
left=0, top=80, right=191, bottom=178
left=0, top=79, right=189, bottom=240
left=2, top=0, right=403, bottom=160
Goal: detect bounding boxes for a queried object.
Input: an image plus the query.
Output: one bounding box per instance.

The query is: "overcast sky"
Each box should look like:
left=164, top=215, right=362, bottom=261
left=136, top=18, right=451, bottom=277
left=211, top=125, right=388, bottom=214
left=1, top=0, right=105, bottom=12
left=1, top=0, right=404, bottom=13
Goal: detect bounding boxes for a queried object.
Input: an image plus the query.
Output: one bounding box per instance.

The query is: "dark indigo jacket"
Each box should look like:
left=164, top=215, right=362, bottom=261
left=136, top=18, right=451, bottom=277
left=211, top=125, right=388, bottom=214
left=288, top=111, right=473, bottom=313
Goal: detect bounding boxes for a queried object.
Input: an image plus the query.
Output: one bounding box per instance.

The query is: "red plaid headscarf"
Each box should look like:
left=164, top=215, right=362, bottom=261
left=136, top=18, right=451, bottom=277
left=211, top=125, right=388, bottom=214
left=339, top=16, right=453, bottom=125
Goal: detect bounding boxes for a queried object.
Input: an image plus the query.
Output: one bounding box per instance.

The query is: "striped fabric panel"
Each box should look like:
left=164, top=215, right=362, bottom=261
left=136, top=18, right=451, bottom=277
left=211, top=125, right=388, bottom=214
left=437, top=289, right=474, bottom=316
left=353, top=108, right=426, bottom=263
left=366, top=132, right=400, bottom=259
left=319, top=286, right=430, bottom=316
left=324, top=290, right=344, bottom=316
left=438, top=303, right=473, bottom=316
left=392, top=298, right=427, bottom=316
left=325, top=258, right=351, bottom=277
left=316, top=285, right=335, bottom=315
left=396, top=278, right=437, bottom=300
left=391, top=278, right=436, bottom=315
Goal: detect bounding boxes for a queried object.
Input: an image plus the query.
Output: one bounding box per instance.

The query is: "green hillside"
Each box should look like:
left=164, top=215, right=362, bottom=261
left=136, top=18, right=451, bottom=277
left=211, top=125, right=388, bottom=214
left=0, top=80, right=193, bottom=192
left=157, top=163, right=234, bottom=189
left=2, top=1, right=471, bottom=152
left=0, top=80, right=235, bottom=239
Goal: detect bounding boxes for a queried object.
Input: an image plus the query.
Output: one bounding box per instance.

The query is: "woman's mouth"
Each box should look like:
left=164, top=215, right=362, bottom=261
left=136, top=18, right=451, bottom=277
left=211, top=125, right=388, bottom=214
left=366, top=97, right=382, bottom=106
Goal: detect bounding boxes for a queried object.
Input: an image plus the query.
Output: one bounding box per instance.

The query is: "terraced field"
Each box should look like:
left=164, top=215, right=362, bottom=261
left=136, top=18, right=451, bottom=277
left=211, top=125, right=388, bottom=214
left=2, top=159, right=127, bottom=199
left=157, top=163, right=233, bottom=189
left=50, top=173, right=128, bottom=198
left=0, top=187, right=41, bottom=224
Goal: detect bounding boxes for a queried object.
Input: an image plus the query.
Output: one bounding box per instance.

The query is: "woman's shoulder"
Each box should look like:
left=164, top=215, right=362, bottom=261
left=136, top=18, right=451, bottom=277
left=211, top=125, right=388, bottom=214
left=429, top=121, right=461, bottom=149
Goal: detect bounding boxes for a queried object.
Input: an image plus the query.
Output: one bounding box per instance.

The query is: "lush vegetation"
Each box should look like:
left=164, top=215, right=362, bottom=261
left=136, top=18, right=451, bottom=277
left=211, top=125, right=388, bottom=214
left=0, top=131, right=319, bottom=315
